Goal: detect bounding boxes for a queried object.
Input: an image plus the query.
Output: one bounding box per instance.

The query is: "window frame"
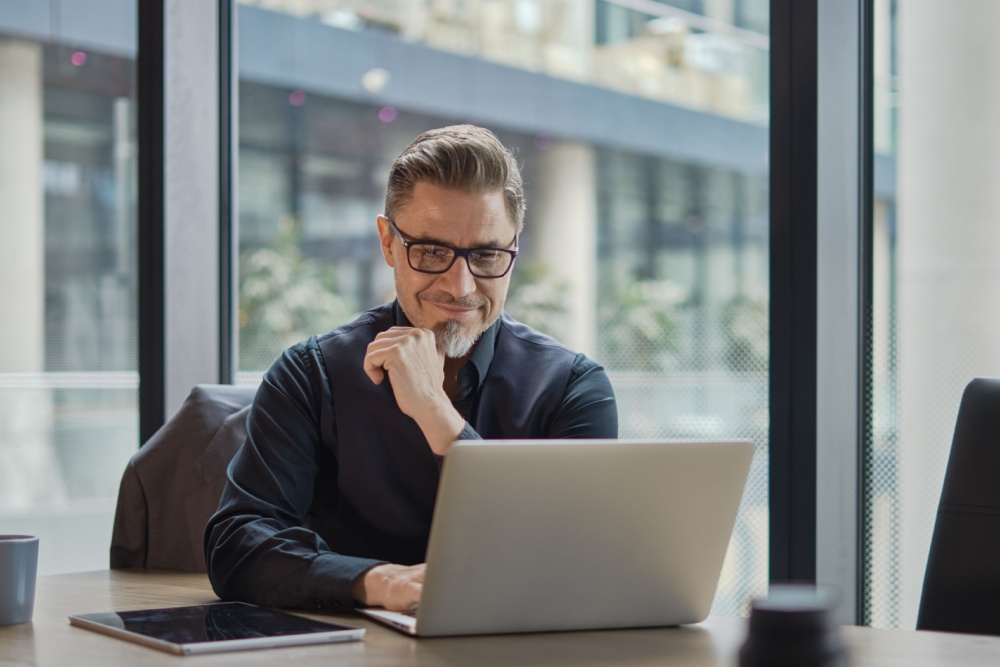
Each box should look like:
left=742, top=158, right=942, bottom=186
left=137, top=0, right=878, bottom=624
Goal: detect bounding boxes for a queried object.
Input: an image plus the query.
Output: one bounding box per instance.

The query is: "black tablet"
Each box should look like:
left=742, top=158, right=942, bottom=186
left=68, top=602, right=364, bottom=655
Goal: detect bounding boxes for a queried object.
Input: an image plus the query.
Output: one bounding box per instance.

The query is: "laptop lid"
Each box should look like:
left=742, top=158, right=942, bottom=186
left=366, top=438, right=753, bottom=637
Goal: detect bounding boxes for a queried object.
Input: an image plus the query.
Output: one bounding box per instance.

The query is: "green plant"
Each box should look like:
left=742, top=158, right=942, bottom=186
left=504, top=260, right=572, bottom=341
left=239, top=217, right=357, bottom=371
left=720, top=293, right=768, bottom=372
left=598, top=279, right=684, bottom=371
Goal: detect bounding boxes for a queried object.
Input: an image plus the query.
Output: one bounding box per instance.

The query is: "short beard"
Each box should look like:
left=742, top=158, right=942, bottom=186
left=434, top=319, right=481, bottom=359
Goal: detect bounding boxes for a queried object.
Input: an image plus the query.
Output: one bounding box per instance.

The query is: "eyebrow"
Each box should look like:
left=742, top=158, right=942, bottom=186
left=399, top=226, right=513, bottom=249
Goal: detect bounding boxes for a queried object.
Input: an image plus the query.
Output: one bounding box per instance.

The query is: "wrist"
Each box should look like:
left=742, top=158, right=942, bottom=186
left=415, top=398, right=465, bottom=456
left=352, top=565, right=385, bottom=607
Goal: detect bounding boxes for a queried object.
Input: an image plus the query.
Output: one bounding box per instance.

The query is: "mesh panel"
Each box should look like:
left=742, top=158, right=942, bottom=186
left=594, top=154, right=770, bottom=617
left=864, top=257, right=900, bottom=627
left=863, top=0, right=1000, bottom=628
left=864, top=0, right=1000, bottom=625
left=605, top=309, right=769, bottom=616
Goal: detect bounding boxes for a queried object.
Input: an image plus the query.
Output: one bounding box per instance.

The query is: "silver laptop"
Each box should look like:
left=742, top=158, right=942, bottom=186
left=359, top=438, right=754, bottom=637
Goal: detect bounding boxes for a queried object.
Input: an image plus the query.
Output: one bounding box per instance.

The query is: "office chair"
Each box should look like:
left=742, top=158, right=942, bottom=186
left=110, top=383, right=258, bottom=572
left=917, top=377, right=1000, bottom=634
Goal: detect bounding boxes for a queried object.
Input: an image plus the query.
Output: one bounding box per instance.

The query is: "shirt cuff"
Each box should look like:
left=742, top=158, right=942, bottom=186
left=458, top=421, right=482, bottom=441
left=301, top=552, right=387, bottom=611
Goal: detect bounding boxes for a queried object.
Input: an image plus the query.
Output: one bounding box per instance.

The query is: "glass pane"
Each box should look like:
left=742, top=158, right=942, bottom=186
left=865, top=0, right=1000, bottom=628
left=236, top=0, right=769, bottom=614
left=0, top=4, right=138, bottom=573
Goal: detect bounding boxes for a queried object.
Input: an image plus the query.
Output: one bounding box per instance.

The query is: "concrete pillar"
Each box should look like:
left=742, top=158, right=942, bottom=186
left=0, top=39, right=44, bottom=373
left=0, top=38, right=65, bottom=510
left=704, top=0, right=735, bottom=25
left=529, top=141, right=597, bottom=356
left=896, top=0, right=1000, bottom=628
left=540, top=0, right=595, bottom=81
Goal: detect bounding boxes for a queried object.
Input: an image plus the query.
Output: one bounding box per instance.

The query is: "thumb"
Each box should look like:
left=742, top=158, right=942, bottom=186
left=365, top=364, right=385, bottom=385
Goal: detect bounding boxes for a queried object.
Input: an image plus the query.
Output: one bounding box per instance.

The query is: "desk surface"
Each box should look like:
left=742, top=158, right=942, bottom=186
left=4, top=570, right=1000, bottom=666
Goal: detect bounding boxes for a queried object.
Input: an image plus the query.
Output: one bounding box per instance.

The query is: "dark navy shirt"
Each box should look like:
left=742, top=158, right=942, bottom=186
left=205, top=302, right=617, bottom=611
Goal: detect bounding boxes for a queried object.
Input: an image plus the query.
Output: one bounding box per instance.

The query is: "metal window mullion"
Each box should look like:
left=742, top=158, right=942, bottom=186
left=815, top=0, right=874, bottom=625
left=219, top=0, right=236, bottom=384
left=769, top=0, right=819, bottom=585
left=163, top=0, right=223, bottom=417
left=138, top=0, right=223, bottom=443
left=138, top=0, right=166, bottom=445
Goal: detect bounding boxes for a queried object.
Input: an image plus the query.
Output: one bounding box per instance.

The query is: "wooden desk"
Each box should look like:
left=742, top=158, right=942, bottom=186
left=4, top=571, right=1000, bottom=666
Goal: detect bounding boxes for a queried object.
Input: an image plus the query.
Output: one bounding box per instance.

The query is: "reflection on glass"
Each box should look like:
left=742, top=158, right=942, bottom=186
left=237, top=0, right=768, bottom=121
left=0, top=7, right=138, bottom=574
left=236, top=0, right=769, bottom=615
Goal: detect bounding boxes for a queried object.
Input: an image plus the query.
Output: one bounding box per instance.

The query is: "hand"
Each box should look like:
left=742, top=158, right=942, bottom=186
left=363, top=327, right=446, bottom=414
left=351, top=563, right=426, bottom=611
left=363, top=327, right=465, bottom=455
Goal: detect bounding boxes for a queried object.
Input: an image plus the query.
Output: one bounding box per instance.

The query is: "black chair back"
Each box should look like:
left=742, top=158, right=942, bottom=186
left=917, top=378, right=1000, bottom=634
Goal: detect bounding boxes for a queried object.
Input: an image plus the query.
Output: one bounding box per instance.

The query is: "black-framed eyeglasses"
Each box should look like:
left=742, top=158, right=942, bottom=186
left=385, top=217, right=518, bottom=279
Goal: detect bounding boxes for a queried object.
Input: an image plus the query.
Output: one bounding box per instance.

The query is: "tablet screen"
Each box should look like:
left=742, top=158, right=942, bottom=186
left=69, top=602, right=364, bottom=655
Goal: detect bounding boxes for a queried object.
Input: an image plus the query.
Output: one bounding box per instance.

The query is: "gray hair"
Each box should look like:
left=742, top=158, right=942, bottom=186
left=384, top=124, right=526, bottom=232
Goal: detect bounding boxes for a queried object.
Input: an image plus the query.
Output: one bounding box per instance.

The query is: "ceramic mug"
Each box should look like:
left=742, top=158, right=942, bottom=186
left=0, top=535, right=39, bottom=626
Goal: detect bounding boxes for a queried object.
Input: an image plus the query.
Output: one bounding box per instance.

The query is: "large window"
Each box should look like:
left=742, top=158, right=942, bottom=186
left=0, top=4, right=138, bottom=573
left=10, top=2, right=972, bottom=617
left=235, top=0, right=769, bottom=614
left=865, top=0, right=1000, bottom=628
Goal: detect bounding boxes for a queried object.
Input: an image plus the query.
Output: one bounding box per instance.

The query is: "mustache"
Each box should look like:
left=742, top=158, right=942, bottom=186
left=421, top=292, right=486, bottom=309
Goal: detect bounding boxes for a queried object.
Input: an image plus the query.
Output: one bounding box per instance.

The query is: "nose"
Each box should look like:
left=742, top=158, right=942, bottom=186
left=436, top=255, right=477, bottom=298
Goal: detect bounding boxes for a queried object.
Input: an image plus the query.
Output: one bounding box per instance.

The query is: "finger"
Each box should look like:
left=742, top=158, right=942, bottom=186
left=385, top=578, right=422, bottom=612
left=373, top=327, right=414, bottom=342
left=403, top=581, right=423, bottom=611
left=362, top=348, right=387, bottom=384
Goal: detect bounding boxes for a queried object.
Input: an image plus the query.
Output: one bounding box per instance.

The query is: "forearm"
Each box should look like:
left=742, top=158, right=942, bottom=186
left=204, top=341, right=381, bottom=610
left=206, top=513, right=385, bottom=611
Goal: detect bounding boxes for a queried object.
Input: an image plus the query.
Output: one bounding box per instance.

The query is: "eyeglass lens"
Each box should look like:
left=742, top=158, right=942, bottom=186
left=408, top=244, right=512, bottom=277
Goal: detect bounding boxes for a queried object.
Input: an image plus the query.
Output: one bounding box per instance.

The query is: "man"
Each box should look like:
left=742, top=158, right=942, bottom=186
left=205, top=125, right=617, bottom=614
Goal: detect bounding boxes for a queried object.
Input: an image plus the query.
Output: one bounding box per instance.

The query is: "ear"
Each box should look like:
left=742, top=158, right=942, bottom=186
left=376, top=215, right=396, bottom=268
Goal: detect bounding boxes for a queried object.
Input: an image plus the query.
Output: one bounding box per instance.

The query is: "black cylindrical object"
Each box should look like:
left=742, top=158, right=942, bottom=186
left=739, top=585, right=848, bottom=667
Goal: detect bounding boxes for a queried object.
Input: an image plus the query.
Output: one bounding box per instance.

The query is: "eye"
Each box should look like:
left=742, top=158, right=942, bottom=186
left=470, top=249, right=502, bottom=263
left=421, top=245, right=451, bottom=259
left=412, top=244, right=453, bottom=269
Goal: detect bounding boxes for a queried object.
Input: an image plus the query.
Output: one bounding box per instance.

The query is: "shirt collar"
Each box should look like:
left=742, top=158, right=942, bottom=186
left=465, top=316, right=500, bottom=388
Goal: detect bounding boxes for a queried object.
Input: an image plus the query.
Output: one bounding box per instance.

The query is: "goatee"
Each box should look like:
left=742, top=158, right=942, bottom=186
left=435, top=319, right=480, bottom=359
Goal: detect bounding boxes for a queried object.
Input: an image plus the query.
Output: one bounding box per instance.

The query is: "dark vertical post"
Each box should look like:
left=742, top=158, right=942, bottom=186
left=219, top=0, right=235, bottom=383
left=857, top=0, right=876, bottom=623
left=138, top=0, right=166, bottom=445
left=769, top=0, right=819, bottom=583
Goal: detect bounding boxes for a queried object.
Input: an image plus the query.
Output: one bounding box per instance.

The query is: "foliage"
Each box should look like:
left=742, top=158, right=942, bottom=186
left=598, top=279, right=685, bottom=372
left=721, top=293, right=768, bottom=372
left=239, top=217, right=357, bottom=371
left=504, top=260, right=572, bottom=342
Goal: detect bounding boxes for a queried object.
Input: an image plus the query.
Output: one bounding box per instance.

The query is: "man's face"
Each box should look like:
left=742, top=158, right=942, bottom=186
left=378, top=181, right=517, bottom=358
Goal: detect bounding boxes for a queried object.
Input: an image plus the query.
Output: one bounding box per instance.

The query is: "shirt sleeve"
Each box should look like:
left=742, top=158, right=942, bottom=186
left=204, top=340, right=385, bottom=612
left=546, top=354, right=619, bottom=438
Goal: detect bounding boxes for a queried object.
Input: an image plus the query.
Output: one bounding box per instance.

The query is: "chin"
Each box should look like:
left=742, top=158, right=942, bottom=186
left=435, top=319, right=485, bottom=359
